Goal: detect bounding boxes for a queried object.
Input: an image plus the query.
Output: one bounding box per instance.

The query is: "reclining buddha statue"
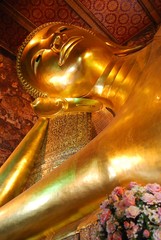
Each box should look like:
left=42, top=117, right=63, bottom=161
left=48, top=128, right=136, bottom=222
left=0, top=22, right=161, bottom=240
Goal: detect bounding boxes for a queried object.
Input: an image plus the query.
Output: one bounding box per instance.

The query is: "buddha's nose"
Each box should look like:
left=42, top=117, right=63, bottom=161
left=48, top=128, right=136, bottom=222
left=50, top=34, right=68, bottom=53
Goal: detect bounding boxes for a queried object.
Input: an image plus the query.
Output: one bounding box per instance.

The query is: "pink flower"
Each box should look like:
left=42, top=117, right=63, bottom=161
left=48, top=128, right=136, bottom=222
left=125, top=206, right=140, bottom=219
left=100, top=209, right=111, bottom=224
left=153, top=228, right=161, bottom=240
left=111, top=193, right=119, bottom=202
left=129, top=182, right=139, bottom=189
left=141, top=192, right=156, bottom=205
left=129, top=221, right=135, bottom=228
left=158, top=207, right=161, bottom=221
left=113, top=186, right=124, bottom=196
left=114, top=200, right=126, bottom=218
left=106, top=221, right=116, bottom=233
left=107, top=234, right=113, bottom=240
left=114, top=199, right=125, bottom=210
left=123, top=190, right=136, bottom=206
left=100, top=199, right=109, bottom=210
left=154, top=192, right=161, bottom=203
left=98, top=182, right=161, bottom=240
left=143, top=229, right=150, bottom=238
left=126, top=229, right=134, bottom=238
left=148, top=210, right=160, bottom=224
left=126, top=224, right=139, bottom=238
left=146, top=183, right=161, bottom=194
left=132, top=223, right=139, bottom=234
left=124, top=221, right=130, bottom=229
left=112, top=231, right=122, bottom=240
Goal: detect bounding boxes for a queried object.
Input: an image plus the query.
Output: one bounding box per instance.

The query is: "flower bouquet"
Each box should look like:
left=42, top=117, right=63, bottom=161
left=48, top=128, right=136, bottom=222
left=97, top=182, right=161, bottom=240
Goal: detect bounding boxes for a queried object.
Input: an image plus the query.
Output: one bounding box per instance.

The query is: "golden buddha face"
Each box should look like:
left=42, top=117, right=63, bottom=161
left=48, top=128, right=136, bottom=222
left=17, top=22, right=113, bottom=98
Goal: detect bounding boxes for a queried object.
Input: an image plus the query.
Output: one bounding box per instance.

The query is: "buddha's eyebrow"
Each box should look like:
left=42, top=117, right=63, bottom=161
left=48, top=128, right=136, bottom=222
left=59, top=27, right=68, bottom=32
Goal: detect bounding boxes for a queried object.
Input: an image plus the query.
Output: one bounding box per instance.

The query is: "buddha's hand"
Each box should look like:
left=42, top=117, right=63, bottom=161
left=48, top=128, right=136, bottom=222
left=31, top=97, right=68, bottom=117
left=31, top=97, right=103, bottom=118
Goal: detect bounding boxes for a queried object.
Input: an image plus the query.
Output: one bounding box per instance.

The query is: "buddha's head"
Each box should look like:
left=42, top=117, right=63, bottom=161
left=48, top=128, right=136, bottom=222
left=17, top=22, right=114, bottom=99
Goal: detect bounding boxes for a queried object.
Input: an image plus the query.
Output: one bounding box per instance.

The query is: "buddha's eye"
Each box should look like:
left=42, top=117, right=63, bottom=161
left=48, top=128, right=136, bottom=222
left=34, top=57, right=40, bottom=74
left=32, top=50, right=43, bottom=74
left=35, top=54, right=41, bottom=62
left=59, top=27, right=68, bottom=32
left=55, top=26, right=68, bottom=34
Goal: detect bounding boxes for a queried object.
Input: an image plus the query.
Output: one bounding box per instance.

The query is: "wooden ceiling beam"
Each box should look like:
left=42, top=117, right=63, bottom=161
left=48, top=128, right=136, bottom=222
left=0, top=40, right=16, bottom=57
left=64, top=0, right=118, bottom=42
left=0, top=0, right=36, bottom=33
left=138, top=0, right=161, bottom=25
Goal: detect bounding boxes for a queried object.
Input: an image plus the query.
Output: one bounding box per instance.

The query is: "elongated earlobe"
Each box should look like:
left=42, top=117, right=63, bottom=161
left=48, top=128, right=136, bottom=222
left=105, top=40, right=145, bottom=56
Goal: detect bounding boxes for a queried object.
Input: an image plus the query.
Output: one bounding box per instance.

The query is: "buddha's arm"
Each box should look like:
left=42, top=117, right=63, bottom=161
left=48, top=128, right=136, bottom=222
left=0, top=118, right=48, bottom=207
left=31, top=97, right=103, bottom=117
left=0, top=84, right=161, bottom=240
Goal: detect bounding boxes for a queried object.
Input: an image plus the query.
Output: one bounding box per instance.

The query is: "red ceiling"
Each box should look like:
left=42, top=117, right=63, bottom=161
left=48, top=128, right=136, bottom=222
left=5, top=0, right=89, bottom=28
left=78, top=0, right=152, bottom=43
left=1, top=0, right=160, bottom=55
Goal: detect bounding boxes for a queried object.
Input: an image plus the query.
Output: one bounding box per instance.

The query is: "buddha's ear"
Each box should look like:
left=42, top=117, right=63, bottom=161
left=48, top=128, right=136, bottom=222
left=105, top=40, right=145, bottom=56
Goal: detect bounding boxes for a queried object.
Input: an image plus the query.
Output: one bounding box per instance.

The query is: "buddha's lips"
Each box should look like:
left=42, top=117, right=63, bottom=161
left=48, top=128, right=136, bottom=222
left=58, top=36, right=84, bottom=66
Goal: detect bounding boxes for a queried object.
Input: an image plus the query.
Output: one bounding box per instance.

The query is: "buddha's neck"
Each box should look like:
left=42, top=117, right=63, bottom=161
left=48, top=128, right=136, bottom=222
left=91, top=44, right=151, bottom=113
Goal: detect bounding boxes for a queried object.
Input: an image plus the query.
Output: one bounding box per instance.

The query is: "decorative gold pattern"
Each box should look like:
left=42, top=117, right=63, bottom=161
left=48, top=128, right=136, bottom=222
left=24, top=112, right=96, bottom=189
left=79, top=222, right=98, bottom=240
left=0, top=50, right=37, bottom=166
